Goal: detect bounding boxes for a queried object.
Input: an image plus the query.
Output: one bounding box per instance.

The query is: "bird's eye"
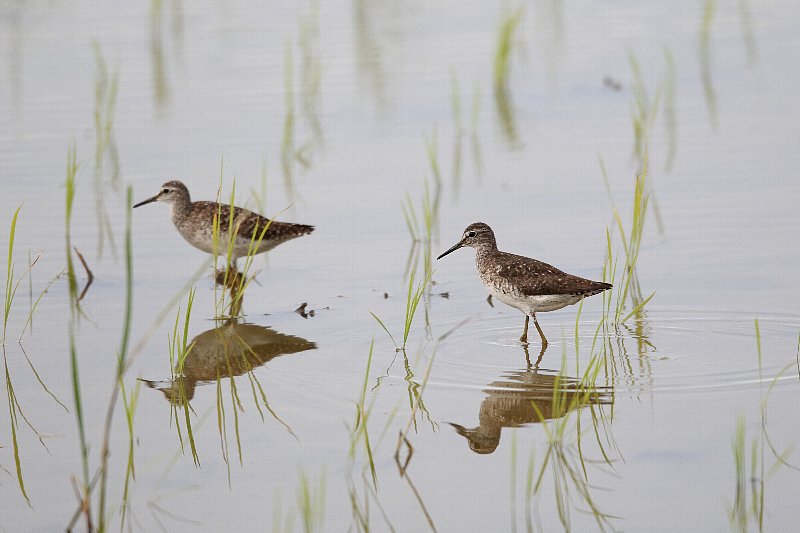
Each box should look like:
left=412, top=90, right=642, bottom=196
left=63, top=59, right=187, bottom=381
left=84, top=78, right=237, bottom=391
left=161, top=188, right=169, bottom=194
left=467, top=231, right=476, bottom=238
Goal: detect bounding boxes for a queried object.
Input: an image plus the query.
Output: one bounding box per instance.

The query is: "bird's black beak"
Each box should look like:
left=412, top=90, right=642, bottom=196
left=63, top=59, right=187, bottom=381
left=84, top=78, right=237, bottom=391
left=437, top=240, right=465, bottom=260
left=133, top=193, right=159, bottom=208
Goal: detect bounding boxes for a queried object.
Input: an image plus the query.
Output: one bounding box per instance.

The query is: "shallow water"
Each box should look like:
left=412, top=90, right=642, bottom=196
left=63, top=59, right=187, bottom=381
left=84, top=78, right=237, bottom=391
left=2, top=1, right=800, bottom=531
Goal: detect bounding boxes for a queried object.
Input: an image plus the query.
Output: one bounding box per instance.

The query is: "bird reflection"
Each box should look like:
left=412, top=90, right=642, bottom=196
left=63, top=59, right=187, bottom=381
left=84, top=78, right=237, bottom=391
left=450, top=347, right=612, bottom=454
left=142, top=321, right=316, bottom=404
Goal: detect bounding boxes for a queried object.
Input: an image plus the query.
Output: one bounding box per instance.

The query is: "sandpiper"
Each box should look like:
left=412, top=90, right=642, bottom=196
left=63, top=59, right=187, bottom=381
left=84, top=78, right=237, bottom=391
left=133, top=180, right=313, bottom=270
left=437, top=222, right=611, bottom=346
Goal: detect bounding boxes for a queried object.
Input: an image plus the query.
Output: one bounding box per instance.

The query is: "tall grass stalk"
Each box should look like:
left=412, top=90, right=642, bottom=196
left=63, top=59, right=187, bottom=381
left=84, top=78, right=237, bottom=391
left=628, top=53, right=663, bottom=169
left=3, top=206, right=22, bottom=341
left=2, top=206, right=33, bottom=503
left=609, top=156, right=655, bottom=324
left=210, top=174, right=277, bottom=318
left=64, top=145, right=92, bottom=527
left=96, top=186, right=135, bottom=532
left=370, top=266, right=432, bottom=352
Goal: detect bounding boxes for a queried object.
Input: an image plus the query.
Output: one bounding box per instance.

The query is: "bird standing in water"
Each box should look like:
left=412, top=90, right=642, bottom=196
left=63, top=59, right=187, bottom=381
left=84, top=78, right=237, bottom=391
left=134, top=180, right=313, bottom=271
left=437, top=222, right=611, bottom=346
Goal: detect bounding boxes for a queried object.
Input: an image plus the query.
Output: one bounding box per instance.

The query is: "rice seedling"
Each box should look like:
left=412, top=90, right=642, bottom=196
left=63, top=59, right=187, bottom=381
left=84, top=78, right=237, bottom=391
left=2, top=206, right=32, bottom=502
left=628, top=53, right=663, bottom=170
left=95, top=186, right=135, bottom=532
left=493, top=6, right=524, bottom=149
left=602, top=154, right=656, bottom=326
left=92, top=42, right=120, bottom=260
left=208, top=171, right=283, bottom=319
left=402, top=131, right=443, bottom=279
left=699, top=0, right=718, bottom=128
left=370, top=266, right=432, bottom=353
left=64, top=145, right=92, bottom=527
left=249, top=159, right=269, bottom=214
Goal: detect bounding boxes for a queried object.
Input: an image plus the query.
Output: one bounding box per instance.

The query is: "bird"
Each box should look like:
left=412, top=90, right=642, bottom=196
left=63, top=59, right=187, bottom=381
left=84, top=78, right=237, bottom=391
left=133, top=180, right=313, bottom=271
left=437, top=222, right=611, bottom=346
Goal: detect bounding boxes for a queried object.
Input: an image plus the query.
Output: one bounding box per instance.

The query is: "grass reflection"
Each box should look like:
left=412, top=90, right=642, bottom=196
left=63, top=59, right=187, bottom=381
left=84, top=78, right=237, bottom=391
left=728, top=320, right=800, bottom=531
left=143, top=319, right=316, bottom=467
left=493, top=7, right=524, bottom=150
left=91, top=42, right=120, bottom=260
left=507, top=343, right=619, bottom=532
left=699, top=0, right=718, bottom=129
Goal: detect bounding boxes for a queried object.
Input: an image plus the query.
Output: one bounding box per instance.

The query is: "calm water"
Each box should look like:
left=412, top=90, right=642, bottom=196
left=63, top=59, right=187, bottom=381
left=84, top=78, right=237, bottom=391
left=2, top=1, right=800, bottom=531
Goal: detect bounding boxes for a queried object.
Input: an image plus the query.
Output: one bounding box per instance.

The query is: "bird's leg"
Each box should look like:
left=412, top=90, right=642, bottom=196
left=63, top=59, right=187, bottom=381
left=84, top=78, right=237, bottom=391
left=520, top=315, right=530, bottom=343
left=532, top=313, right=548, bottom=347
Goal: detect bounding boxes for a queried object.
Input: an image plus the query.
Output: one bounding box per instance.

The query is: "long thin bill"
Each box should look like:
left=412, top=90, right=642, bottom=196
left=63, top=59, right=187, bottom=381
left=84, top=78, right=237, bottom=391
left=133, top=195, right=159, bottom=208
left=436, top=241, right=464, bottom=260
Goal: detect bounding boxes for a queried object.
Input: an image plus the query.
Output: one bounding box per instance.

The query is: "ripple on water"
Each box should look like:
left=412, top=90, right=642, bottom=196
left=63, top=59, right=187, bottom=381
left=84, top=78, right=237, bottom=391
left=425, top=307, right=800, bottom=397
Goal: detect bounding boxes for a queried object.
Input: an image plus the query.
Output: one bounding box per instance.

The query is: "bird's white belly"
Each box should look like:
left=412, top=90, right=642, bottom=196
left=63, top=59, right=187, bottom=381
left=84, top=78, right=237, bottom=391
left=486, top=283, right=582, bottom=314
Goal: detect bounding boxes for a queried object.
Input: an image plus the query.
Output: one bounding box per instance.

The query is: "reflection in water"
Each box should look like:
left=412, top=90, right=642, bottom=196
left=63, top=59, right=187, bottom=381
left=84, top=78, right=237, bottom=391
left=92, top=43, right=121, bottom=260
left=493, top=8, right=523, bottom=150
left=353, top=0, right=405, bottom=110
left=450, top=352, right=612, bottom=454
left=5, top=0, right=24, bottom=113
left=699, top=0, right=718, bottom=128
left=143, top=321, right=316, bottom=404
left=149, top=0, right=184, bottom=114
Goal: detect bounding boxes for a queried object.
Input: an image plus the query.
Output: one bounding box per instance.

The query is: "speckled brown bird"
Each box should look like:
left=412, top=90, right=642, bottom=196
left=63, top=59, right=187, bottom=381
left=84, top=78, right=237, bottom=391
left=134, top=180, right=313, bottom=270
left=437, top=222, right=611, bottom=346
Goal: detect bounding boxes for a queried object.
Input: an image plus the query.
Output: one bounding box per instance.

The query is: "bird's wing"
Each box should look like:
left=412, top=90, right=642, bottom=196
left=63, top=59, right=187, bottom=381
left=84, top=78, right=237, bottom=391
left=492, top=252, right=610, bottom=296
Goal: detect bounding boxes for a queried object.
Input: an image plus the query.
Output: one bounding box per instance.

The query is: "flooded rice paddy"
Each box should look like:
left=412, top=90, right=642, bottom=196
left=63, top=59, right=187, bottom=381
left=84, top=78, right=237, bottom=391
left=2, top=1, right=800, bottom=531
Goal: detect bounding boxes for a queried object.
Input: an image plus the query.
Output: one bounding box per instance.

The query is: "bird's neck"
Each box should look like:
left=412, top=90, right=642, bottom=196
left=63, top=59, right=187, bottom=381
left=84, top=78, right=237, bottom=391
left=474, top=243, right=498, bottom=261
left=170, top=196, right=193, bottom=223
